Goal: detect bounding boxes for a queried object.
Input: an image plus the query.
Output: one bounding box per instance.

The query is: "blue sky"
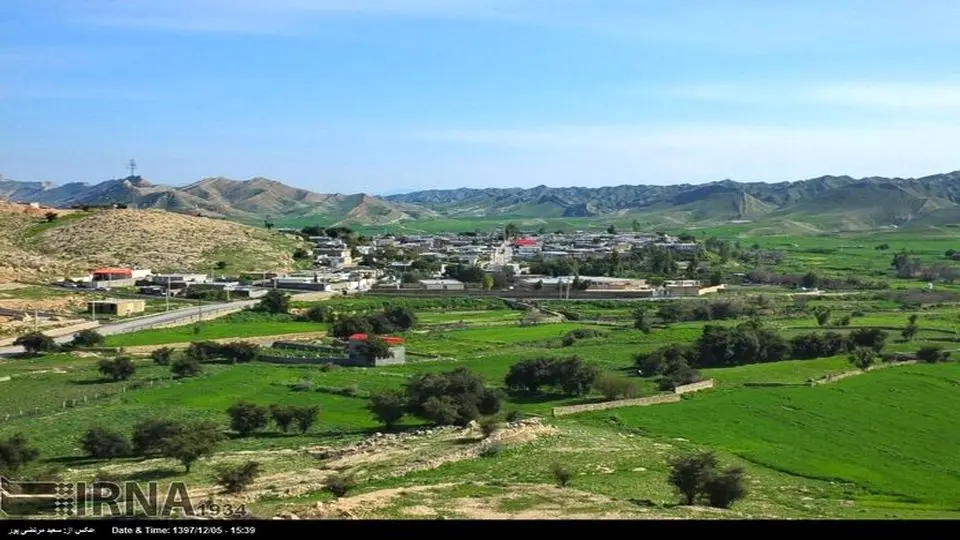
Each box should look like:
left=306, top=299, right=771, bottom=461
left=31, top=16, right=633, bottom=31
left=2, top=0, right=960, bottom=194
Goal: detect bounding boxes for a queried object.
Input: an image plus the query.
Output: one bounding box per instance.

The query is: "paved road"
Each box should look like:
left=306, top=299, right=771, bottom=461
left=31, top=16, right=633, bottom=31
left=0, top=299, right=261, bottom=356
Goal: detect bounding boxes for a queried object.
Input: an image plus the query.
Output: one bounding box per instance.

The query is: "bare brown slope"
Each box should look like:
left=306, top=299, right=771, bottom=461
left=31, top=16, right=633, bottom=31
left=0, top=207, right=305, bottom=282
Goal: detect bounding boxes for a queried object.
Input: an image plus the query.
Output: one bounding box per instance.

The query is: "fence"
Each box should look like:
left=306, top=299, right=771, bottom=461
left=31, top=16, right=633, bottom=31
left=551, top=379, right=716, bottom=416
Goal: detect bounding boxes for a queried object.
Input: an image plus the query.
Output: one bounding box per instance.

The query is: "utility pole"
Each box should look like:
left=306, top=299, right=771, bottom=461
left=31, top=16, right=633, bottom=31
left=166, top=276, right=170, bottom=312
left=128, top=159, right=137, bottom=178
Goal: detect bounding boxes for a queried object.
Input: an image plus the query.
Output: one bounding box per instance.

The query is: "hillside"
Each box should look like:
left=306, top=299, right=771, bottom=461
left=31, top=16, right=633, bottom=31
left=0, top=204, right=306, bottom=282
left=3, top=170, right=960, bottom=230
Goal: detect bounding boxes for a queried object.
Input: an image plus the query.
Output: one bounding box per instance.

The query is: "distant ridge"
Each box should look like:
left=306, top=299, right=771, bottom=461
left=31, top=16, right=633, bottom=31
left=2, top=170, right=959, bottom=230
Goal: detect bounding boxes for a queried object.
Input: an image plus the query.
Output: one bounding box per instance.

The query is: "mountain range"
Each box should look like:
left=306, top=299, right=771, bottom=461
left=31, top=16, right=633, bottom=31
left=2, top=171, right=960, bottom=231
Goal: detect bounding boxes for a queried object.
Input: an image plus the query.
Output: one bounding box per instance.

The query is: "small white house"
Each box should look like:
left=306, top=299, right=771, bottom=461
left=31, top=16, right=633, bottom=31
left=418, top=279, right=465, bottom=291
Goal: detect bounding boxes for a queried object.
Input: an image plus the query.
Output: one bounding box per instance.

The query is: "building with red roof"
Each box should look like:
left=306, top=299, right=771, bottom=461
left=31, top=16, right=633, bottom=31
left=512, top=238, right=537, bottom=247
left=92, top=268, right=133, bottom=280
left=348, top=333, right=405, bottom=346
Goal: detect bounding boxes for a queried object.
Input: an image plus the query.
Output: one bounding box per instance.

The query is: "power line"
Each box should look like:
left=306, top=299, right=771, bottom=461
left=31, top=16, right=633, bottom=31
left=128, top=159, right=137, bottom=178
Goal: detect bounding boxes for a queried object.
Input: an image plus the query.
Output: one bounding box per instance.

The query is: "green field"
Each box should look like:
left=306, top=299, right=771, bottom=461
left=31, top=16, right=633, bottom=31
left=104, top=313, right=325, bottom=347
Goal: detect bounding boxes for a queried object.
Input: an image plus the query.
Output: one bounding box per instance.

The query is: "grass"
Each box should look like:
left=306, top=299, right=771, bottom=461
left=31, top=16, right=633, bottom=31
left=104, top=312, right=325, bottom=347
left=577, top=363, right=960, bottom=510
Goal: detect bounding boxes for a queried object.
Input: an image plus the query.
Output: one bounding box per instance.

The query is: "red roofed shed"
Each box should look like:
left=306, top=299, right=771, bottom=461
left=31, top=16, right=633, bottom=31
left=348, top=333, right=405, bottom=346
left=512, top=238, right=537, bottom=247
left=93, top=268, right=133, bottom=280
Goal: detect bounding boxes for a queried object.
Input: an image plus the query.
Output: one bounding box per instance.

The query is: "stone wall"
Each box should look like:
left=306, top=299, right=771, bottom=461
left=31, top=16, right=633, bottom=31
left=674, top=379, right=715, bottom=394
left=552, top=394, right=681, bottom=416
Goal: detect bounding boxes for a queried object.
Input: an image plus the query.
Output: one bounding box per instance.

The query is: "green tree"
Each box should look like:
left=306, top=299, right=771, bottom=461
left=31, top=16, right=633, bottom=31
left=908, top=313, right=919, bottom=325
left=161, top=421, right=224, bottom=473
left=97, top=357, right=136, bottom=381
left=0, top=433, right=40, bottom=474
left=848, top=328, right=888, bottom=353
left=330, top=315, right=373, bottom=339
left=263, top=220, right=274, bottom=230
left=132, top=419, right=183, bottom=456
left=219, top=342, right=260, bottom=363
left=800, top=271, right=819, bottom=289
left=849, top=347, right=876, bottom=371
left=606, top=224, right=617, bottom=235
left=227, top=401, right=270, bottom=437
left=593, top=372, right=637, bottom=400
left=71, top=329, right=104, bottom=348
left=151, top=347, right=174, bottom=366
left=44, top=211, right=58, bottom=222
left=293, top=405, right=320, bottom=434
left=814, top=308, right=831, bottom=327
left=171, top=356, right=202, bottom=378
left=368, top=389, right=407, bottom=429
left=324, top=473, right=356, bottom=498
left=258, top=290, right=291, bottom=314
left=901, top=324, right=919, bottom=341
left=214, top=261, right=228, bottom=270
left=213, top=461, right=261, bottom=494
left=504, top=222, right=519, bottom=239
left=668, top=451, right=718, bottom=505
left=304, top=305, right=331, bottom=323
left=406, top=367, right=499, bottom=427
left=482, top=274, right=495, bottom=290
left=551, top=463, right=573, bottom=488
left=704, top=466, right=748, bottom=508
left=916, top=345, right=951, bottom=363
left=80, top=427, right=131, bottom=458
left=358, top=336, right=392, bottom=360
left=269, top=405, right=297, bottom=433
left=14, top=332, right=58, bottom=356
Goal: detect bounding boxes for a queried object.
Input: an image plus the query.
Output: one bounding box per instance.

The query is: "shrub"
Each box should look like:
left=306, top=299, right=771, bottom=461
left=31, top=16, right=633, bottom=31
left=214, top=461, right=262, bottom=494
left=667, top=451, right=718, bottom=505
left=293, top=405, right=320, bottom=434
left=71, top=329, right=104, bottom=348
left=551, top=463, right=573, bottom=487
left=161, top=421, right=224, bottom=473
left=219, top=342, right=260, bottom=363
left=14, top=332, right=58, bottom=355
left=368, top=389, right=407, bottom=429
left=304, top=305, right=330, bottom=323
left=479, top=442, right=503, bottom=458
left=171, top=357, right=202, bottom=378
left=321, top=362, right=338, bottom=372
left=325, top=473, right=356, bottom=498
left=80, top=427, right=131, bottom=459
left=97, top=357, right=136, bottom=381
left=704, top=467, right=748, bottom=508
left=132, top=419, right=183, bottom=456
left=151, top=347, right=174, bottom=366
left=291, top=379, right=313, bottom=392
left=593, top=372, right=637, bottom=400
left=917, top=345, right=951, bottom=363
left=407, top=367, right=500, bottom=427
left=257, top=290, right=291, bottom=314
left=0, top=434, right=40, bottom=474
left=848, top=328, right=888, bottom=353
left=505, top=410, right=524, bottom=423
left=849, top=347, right=877, bottom=371
left=227, top=401, right=270, bottom=437
left=478, top=416, right=500, bottom=438
left=269, top=405, right=297, bottom=433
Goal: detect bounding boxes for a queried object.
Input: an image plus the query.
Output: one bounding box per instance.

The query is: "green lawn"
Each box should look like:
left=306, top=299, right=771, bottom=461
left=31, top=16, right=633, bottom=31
left=578, top=363, right=960, bottom=509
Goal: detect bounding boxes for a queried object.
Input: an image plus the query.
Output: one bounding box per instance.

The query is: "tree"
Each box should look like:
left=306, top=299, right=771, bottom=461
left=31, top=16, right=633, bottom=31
left=504, top=222, right=519, bottom=240
left=635, top=344, right=692, bottom=376
left=633, top=308, right=651, bottom=334
left=368, top=389, right=407, bottom=429
left=44, top=211, right=59, bottom=222
left=592, top=372, right=637, bottom=400
left=814, top=308, right=831, bottom=327
left=946, top=249, right=956, bottom=259
left=848, top=328, right=888, bottom=353
left=406, top=367, right=499, bottom=427
left=293, top=248, right=310, bottom=260
left=219, top=342, right=260, bottom=363
left=325, top=473, right=356, bottom=498
left=908, top=314, right=919, bottom=325
left=151, top=347, right=174, bottom=366
left=161, top=421, right=224, bottom=473
left=132, top=419, right=183, bottom=456
left=917, top=345, right=951, bottom=363
left=606, top=224, right=617, bottom=235
left=482, top=274, right=495, bottom=291
left=97, top=357, right=136, bottom=381
left=80, top=427, right=131, bottom=459
left=0, top=433, right=40, bottom=474
left=264, top=220, right=274, bottom=230
left=550, top=356, right=598, bottom=396
left=293, top=405, right=320, bottom=434
left=14, top=332, right=57, bottom=356
left=849, top=347, right=876, bottom=371
left=185, top=341, right=220, bottom=363
left=668, top=451, right=718, bottom=505
left=704, top=466, right=748, bottom=508
left=358, top=336, right=392, bottom=360
left=258, top=290, right=291, bottom=314
left=214, top=260, right=228, bottom=270
left=551, top=463, right=573, bottom=488
left=901, top=324, right=919, bottom=342
left=71, top=329, right=104, bottom=348
left=331, top=315, right=373, bottom=339
left=227, top=401, right=270, bottom=437
left=214, top=461, right=261, bottom=494
left=171, top=356, right=202, bottom=378
left=800, top=271, right=819, bottom=289
left=304, top=305, right=331, bottom=323
left=269, top=405, right=297, bottom=433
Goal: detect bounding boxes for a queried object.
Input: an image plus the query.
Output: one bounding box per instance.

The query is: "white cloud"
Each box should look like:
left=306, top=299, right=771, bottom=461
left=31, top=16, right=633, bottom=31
left=410, top=123, right=960, bottom=185
left=672, top=82, right=960, bottom=111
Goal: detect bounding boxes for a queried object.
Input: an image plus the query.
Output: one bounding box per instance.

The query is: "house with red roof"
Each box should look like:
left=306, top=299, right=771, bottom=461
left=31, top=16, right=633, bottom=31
left=346, top=333, right=406, bottom=366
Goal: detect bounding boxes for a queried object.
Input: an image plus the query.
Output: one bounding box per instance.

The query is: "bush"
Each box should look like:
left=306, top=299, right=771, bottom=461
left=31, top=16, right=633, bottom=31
left=593, top=372, right=637, bottom=400
left=917, top=345, right=951, bottom=363
left=368, top=389, right=407, bottom=429
left=171, top=357, right=202, bottom=378
left=71, top=329, right=104, bottom=348
left=151, top=347, right=174, bottom=366
left=80, top=427, right=131, bottom=459
left=407, top=367, right=500, bottom=427
left=132, top=419, right=183, bottom=456
left=269, top=405, right=297, bottom=433
left=505, top=410, right=524, bottom=423
left=14, top=332, right=58, bottom=355
left=551, top=463, right=573, bottom=487
left=325, top=473, right=356, bottom=498
left=227, top=401, right=270, bottom=437
left=161, top=421, right=224, bottom=473
left=667, top=451, right=719, bottom=505
left=214, top=461, right=262, bottom=494
left=0, top=434, right=40, bottom=474
left=848, top=328, right=888, bottom=353
left=291, top=379, right=313, bottom=392
left=97, top=357, right=136, bottom=381
left=304, top=305, right=331, bottom=323
left=219, top=342, right=260, bottom=363
left=478, top=416, right=500, bottom=438
left=704, top=467, right=748, bottom=508
left=257, top=291, right=291, bottom=314
left=293, top=405, right=320, bottom=434
left=849, top=347, right=877, bottom=371
left=479, top=442, right=503, bottom=458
